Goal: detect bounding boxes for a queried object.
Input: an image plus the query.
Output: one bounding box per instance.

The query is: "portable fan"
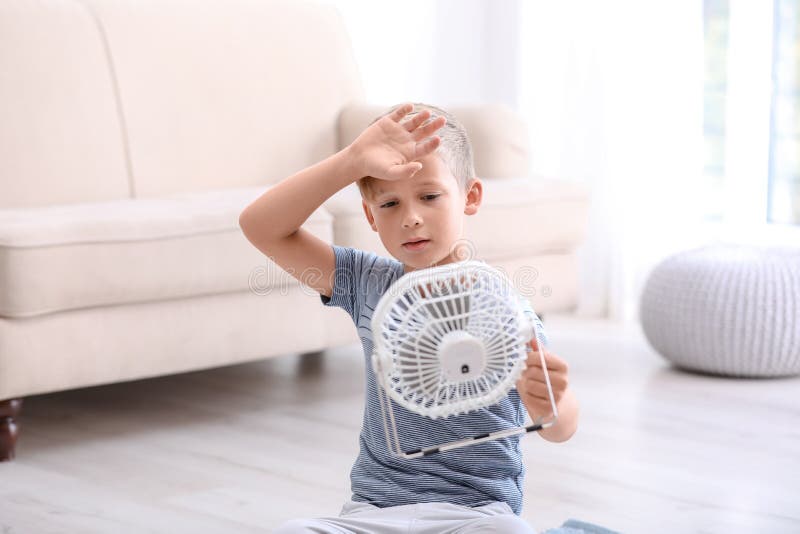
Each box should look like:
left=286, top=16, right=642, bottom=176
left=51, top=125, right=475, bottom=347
left=371, top=260, right=558, bottom=459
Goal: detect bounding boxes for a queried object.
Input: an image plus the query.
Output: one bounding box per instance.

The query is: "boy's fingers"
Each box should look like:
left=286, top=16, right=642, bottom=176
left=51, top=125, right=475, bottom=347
left=521, top=364, right=566, bottom=383
left=413, top=116, right=446, bottom=140
left=401, top=110, right=431, bottom=132
left=415, top=136, right=441, bottom=158
left=522, top=390, right=552, bottom=403
left=525, top=349, right=545, bottom=367
left=525, top=349, right=567, bottom=373
left=390, top=103, right=414, bottom=122
left=386, top=162, right=423, bottom=181
left=543, top=351, right=568, bottom=372
left=522, top=373, right=567, bottom=390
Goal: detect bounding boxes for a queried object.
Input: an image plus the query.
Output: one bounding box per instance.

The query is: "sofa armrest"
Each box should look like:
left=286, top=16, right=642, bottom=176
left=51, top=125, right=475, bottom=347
left=337, top=103, right=530, bottom=179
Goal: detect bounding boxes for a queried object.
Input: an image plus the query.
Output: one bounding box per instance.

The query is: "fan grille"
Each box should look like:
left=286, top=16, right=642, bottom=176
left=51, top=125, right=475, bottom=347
left=373, top=261, right=531, bottom=419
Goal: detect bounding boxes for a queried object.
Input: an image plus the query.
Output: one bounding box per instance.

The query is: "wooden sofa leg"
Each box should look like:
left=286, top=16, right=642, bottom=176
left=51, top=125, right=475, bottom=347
left=0, top=398, right=23, bottom=461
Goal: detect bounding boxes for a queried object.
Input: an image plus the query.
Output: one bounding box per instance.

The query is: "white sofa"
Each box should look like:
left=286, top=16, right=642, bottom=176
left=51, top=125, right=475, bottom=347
left=0, top=0, right=590, bottom=460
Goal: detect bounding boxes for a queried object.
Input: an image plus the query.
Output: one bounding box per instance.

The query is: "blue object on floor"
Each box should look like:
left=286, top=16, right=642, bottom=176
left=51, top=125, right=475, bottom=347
left=542, top=518, right=622, bottom=534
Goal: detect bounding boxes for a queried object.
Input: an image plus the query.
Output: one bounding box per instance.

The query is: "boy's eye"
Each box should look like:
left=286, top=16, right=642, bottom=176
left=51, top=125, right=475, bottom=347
left=379, top=194, right=438, bottom=208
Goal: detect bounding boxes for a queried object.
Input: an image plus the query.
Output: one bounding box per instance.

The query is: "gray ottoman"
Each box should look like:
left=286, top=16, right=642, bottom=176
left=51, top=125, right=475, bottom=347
left=640, top=245, right=800, bottom=377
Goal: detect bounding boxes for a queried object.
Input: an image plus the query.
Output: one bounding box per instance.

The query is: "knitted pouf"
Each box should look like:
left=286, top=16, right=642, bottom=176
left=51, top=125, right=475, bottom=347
left=640, top=245, right=800, bottom=377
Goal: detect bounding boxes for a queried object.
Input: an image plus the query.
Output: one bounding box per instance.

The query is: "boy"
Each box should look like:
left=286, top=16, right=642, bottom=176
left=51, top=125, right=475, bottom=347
left=239, top=103, right=579, bottom=533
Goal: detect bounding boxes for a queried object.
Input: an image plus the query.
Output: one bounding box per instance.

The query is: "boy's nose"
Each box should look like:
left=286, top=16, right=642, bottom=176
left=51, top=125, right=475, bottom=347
left=402, top=214, right=422, bottom=228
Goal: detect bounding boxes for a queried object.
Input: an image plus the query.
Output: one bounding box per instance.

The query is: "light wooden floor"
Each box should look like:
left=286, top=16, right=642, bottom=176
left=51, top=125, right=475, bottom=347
left=1, top=316, right=798, bottom=534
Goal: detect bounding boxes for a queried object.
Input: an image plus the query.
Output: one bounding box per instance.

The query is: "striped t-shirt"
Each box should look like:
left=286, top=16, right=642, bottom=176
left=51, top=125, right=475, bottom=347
left=320, top=245, right=548, bottom=515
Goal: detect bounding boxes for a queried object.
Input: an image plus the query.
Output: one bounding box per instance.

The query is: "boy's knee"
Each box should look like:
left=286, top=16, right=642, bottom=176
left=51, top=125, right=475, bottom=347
left=272, top=518, right=335, bottom=534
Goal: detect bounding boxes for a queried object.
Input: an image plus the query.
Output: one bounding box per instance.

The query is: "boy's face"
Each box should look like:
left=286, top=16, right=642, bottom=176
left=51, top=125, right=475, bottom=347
left=361, top=153, right=482, bottom=273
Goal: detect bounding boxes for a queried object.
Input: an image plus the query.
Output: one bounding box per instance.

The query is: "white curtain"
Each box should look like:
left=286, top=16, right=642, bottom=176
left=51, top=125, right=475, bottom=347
left=518, top=1, right=707, bottom=322
left=328, top=0, right=520, bottom=108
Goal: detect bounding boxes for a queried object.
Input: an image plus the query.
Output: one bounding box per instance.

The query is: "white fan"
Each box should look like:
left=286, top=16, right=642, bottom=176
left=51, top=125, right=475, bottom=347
left=371, top=260, right=558, bottom=459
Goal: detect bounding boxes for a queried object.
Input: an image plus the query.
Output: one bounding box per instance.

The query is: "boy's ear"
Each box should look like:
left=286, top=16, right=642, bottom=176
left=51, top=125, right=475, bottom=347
left=463, top=178, right=483, bottom=216
left=362, top=199, right=378, bottom=232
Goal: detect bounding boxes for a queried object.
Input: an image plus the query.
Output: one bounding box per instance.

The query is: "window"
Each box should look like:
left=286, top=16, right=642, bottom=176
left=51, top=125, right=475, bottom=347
left=703, top=0, right=800, bottom=229
left=769, top=0, right=800, bottom=225
left=703, top=0, right=730, bottom=222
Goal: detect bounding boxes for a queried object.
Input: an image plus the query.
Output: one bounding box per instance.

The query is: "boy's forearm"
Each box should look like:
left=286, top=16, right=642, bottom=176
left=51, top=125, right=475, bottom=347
left=239, top=146, right=361, bottom=240
left=534, top=387, right=579, bottom=443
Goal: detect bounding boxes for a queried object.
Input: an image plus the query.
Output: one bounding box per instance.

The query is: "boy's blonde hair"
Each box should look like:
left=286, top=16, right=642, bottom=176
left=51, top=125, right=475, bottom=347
left=357, top=103, right=476, bottom=201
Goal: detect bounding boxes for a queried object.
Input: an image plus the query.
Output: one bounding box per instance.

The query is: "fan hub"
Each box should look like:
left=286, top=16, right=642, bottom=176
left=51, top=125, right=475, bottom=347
left=438, top=331, right=487, bottom=382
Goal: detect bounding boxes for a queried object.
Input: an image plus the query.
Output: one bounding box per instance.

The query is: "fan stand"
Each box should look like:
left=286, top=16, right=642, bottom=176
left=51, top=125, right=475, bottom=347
left=374, top=327, right=559, bottom=460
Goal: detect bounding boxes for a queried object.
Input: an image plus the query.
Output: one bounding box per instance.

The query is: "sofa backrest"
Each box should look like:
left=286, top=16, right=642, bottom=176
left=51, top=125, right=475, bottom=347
left=0, top=0, right=364, bottom=207
left=0, top=0, right=133, bottom=208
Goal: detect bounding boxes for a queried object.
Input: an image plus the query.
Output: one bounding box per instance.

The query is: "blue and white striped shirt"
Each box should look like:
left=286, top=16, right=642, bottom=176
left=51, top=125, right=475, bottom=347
left=320, top=245, right=548, bottom=515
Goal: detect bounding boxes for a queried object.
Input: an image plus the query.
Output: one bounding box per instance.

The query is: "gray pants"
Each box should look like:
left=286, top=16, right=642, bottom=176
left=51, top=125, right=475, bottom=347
left=272, top=500, right=536, bottom=534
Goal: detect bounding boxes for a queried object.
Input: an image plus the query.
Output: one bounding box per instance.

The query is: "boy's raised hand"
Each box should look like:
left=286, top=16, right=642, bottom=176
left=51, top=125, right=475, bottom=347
left=349, top=103, right=447, bottom=182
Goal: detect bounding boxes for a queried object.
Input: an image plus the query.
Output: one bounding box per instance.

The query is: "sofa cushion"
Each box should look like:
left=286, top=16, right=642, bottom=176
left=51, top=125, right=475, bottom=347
left=323, top=178, right=589, bottom=260
left=0, top=287, right=350, bottom=399
left=0, top=187, right=332, bottom=318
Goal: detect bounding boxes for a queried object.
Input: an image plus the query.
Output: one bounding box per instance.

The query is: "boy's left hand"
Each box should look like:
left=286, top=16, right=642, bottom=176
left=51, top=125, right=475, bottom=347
left=515, top=336, right=569, bottom=420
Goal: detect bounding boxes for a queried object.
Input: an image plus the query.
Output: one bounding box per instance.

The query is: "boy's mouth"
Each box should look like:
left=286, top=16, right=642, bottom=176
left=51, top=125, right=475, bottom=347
left=402, top=238, right=430, bottom=251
